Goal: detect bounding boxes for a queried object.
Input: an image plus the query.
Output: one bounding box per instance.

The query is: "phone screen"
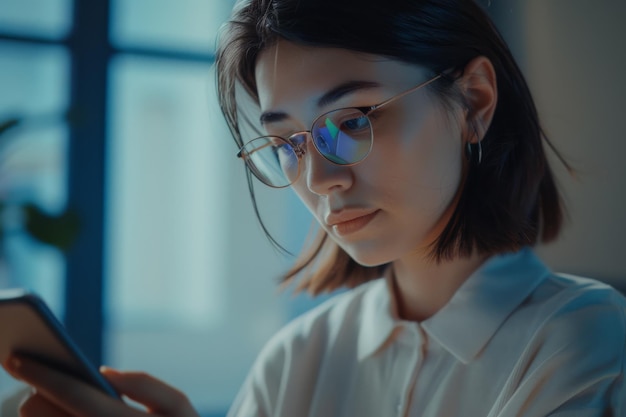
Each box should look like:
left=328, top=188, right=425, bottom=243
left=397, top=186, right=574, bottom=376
left=0, top=289, right=121, bottom=399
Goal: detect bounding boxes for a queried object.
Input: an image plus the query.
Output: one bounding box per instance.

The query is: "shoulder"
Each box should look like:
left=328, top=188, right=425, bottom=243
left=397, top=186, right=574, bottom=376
left=532, top=272, right=626, bottom=319
left=229, top=279, right=389, bottom=415
left=262, top=279, right=385, bottom=357
left=496, top=273, right=626, bottom=414
left=525, top=272, right=626, bottom=366
left=250, top=278, right=386, bottom=377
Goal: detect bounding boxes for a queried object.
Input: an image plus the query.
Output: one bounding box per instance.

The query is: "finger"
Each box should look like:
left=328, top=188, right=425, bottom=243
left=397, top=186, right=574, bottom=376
left=5, top=355, right=144, bottom=417
left=101, top=367, right=199, bottom=417
left=19, top=392, right=72, bottom=417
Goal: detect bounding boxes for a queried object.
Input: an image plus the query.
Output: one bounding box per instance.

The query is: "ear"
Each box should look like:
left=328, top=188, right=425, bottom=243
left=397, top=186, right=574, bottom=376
left=458, top=56, right=498, bottom=144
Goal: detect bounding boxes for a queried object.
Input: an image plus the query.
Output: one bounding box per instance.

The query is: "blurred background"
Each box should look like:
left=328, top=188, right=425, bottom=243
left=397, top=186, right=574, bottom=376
left=0, top=0, right=624, bottom=416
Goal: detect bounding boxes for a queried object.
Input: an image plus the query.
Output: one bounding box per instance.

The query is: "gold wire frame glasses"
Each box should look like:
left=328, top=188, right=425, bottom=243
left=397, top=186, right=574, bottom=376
left=237, top=73, right=442, bottom=188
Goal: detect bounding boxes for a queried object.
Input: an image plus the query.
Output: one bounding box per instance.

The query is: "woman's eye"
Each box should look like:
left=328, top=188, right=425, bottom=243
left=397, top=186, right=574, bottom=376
left=341, top=116, right=369, bottom=131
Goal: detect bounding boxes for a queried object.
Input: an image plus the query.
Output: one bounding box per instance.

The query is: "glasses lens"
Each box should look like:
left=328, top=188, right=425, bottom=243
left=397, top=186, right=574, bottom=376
left=239, top=137, right=299, bottom=188
left=311, top=108, right=372, bottom=165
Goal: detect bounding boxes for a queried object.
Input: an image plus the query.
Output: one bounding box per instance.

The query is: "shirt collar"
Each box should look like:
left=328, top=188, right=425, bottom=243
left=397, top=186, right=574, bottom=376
left=421, top=247, right=550, bottom=364
left=356, top=248, right=550, bottom=363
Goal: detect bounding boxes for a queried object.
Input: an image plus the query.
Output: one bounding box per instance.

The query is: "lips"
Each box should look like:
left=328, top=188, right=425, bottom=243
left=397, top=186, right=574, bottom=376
left=326, top=209, right=380, bottom=236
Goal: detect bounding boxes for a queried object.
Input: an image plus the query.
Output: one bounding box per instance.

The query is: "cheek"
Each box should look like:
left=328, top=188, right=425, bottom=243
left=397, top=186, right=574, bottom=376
left=417, top=125, right=463, bottom=190
left=374, top=108, right=464, bottom=192
left=291, top=182, right=323, bottom=221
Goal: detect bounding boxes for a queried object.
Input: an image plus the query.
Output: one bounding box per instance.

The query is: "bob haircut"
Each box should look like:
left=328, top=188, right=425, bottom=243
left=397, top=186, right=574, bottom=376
left=215, top=0, right=568, bottom=294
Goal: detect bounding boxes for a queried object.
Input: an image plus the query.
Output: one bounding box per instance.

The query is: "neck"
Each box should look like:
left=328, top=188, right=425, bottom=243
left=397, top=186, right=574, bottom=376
left=391, top=251, right=486, bottom=322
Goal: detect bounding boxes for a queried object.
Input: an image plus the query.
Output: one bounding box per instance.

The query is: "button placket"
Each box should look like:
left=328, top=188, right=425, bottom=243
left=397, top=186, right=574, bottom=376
left=393, top=323, right=424, bottom=417
left=396, top=398, right=403, bottom=413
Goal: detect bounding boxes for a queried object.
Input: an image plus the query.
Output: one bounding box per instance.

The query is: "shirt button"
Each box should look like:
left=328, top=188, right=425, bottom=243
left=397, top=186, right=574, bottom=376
left=396, top=401, right=403, bottom=412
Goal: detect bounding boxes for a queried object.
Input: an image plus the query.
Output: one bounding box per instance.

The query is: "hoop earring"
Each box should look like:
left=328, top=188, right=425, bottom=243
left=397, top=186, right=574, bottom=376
left=466, top=141, right=483, bottom=165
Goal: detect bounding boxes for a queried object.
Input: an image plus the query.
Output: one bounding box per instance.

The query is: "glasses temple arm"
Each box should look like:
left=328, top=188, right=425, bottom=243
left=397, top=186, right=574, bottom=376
left=369, top=73, right=443, bottom=113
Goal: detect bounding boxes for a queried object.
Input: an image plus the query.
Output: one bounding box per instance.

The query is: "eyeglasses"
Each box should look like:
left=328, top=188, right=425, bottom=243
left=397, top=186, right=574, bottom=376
left=237, top=73, right=442, bottom=188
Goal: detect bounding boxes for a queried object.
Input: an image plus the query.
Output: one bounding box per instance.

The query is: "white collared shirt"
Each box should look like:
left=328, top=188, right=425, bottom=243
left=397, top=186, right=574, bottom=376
left=227, top=248, right=626, bottom=417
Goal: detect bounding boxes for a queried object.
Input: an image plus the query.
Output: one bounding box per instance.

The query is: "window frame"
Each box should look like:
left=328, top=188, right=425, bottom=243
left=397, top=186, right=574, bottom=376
left=0, top=0, right=216, bottom=365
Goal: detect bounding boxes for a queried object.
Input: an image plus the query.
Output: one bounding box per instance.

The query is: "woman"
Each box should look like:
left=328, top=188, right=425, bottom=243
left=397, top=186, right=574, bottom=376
left=4, top=0, right=625, bottom=416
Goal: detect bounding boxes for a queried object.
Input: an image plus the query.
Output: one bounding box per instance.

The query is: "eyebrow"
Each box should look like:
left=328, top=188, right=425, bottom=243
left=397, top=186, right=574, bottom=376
left=259, top=80, right=381, bottom=125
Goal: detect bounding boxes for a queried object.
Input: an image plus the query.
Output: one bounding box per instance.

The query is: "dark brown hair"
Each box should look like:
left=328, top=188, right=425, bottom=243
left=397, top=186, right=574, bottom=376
left=215, top=0, right=568, bottom=294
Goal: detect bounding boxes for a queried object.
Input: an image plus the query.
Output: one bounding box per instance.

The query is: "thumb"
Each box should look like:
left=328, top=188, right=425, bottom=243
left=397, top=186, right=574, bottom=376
left=100, top=367, right=199, bottom=417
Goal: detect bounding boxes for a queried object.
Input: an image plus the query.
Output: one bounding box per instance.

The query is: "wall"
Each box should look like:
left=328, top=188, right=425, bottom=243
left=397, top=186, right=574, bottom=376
left=487, top=0, right=626, bottom=288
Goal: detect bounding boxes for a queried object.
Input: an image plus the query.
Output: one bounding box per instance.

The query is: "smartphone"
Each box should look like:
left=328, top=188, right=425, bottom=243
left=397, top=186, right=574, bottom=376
left=0, top=288, right=121, bottom=399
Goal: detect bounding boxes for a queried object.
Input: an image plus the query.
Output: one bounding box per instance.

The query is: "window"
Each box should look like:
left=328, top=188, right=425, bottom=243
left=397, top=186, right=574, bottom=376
left=0, top=1, right=315, bottom=415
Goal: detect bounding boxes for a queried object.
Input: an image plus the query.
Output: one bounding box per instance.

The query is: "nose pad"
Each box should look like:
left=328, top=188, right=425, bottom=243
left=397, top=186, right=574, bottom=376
left=289, top=133, right=308, bottom=158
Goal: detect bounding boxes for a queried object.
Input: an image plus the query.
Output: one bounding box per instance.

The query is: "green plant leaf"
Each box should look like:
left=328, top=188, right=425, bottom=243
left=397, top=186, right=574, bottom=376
left=22, top=204, right=81, bottom=251
left=0, top=118, right=21, bottom=138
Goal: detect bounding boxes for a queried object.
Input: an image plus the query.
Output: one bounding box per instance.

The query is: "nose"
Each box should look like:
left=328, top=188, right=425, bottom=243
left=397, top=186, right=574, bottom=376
left=303, top=138, right=353, bottom=195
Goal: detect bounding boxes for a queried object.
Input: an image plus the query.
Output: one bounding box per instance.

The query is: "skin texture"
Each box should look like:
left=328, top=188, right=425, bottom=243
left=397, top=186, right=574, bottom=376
left=0, top=41, right=498, bottom=416
left=256, top=41, right=498, bottom=321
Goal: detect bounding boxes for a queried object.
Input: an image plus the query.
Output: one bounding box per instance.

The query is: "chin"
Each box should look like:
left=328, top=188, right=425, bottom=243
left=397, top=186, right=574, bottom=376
left=339, top=235, right=436, bottom=268
left=343, top=246, right=396, bottom=268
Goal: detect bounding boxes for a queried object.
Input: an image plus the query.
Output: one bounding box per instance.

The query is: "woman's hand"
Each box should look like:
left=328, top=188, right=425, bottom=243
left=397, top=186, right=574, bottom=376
left=2, top=354, right=200, bottom=417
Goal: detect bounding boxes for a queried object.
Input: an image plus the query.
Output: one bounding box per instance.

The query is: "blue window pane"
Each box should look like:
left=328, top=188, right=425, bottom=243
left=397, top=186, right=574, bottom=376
left=0, top=42, right=70, bottom=115
left=0, top=0, right=73, bottom=39
left=110, top=0, right=235, bottom=53
left=106, top=55, right=229, bottom=331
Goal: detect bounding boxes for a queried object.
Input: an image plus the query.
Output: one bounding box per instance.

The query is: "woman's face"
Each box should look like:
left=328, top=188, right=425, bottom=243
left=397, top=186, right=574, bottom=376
left=255, top=40, right=467, bottom=266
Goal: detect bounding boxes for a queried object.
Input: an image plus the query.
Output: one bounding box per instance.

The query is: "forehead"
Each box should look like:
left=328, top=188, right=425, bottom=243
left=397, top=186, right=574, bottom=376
left=254, top=40, right=425, bottom=112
